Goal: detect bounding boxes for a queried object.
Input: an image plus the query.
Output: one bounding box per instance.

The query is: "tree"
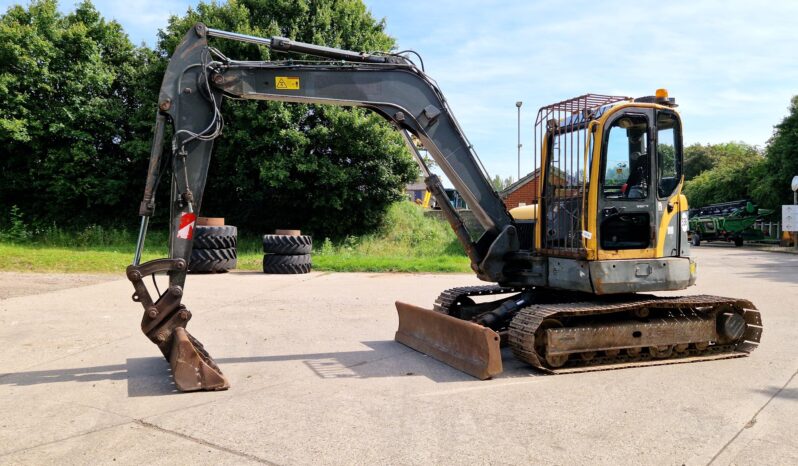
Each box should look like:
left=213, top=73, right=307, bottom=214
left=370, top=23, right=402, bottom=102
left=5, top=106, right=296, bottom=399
left=490, top=174, right=515, bottom=191
left=750, top=96, right=798, bottom=210
left=156, top=0, right=417, bottom=238
left=682, top=142, right=764, bottom=207
left=683, top=144, right=715, bottom=181
left=0, top=0, right=157, bottom=227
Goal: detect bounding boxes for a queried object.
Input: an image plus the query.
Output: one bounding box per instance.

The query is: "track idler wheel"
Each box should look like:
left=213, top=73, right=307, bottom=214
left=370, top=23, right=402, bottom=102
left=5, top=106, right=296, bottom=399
left=718, top=310, right=746, bottom=342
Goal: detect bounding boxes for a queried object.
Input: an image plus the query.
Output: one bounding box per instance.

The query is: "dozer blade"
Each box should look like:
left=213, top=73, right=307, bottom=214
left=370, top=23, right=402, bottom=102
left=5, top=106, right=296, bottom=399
left=395, top=301, right=502, bottom=379
left=167, top=327, right=230, bottom=392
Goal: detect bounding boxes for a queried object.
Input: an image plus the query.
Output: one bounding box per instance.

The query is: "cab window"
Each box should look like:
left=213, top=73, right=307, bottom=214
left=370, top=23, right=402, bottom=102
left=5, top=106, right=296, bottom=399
left=602, top=114, right=649, bottom=199
left=656, top=111, right=681, bottom=198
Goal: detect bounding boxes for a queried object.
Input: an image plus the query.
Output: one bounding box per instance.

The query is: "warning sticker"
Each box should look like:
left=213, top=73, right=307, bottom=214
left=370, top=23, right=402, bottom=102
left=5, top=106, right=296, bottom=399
left=177, top=212, right=197, bottom=240
left=275, top=76, right=300, bottom=90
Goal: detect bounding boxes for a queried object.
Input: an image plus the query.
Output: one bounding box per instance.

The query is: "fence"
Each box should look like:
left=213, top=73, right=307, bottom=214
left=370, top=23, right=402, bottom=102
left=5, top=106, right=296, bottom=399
left=753, top=220, right=781, bottom=239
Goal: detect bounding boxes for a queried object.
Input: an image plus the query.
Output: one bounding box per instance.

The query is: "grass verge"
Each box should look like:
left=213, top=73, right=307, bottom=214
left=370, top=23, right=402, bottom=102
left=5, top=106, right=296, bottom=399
left=0, top=202, right=471, bottom=274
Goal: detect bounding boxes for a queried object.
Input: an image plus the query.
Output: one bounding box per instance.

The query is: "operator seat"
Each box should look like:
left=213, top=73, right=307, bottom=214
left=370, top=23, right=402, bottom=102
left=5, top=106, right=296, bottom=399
left=625, top=151, right=647, bottom=199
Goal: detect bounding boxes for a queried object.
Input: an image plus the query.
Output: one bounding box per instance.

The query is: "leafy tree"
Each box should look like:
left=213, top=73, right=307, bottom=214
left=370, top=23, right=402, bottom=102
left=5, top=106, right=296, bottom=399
left=156, top=0, right=417, bottom=238
left=750, top=96, right=798, bottom=209
left=0, top=0, right=157, bottom=227
left=682, top=142, right=764, bottom=207
left=683, top=144, right=715, bottom=181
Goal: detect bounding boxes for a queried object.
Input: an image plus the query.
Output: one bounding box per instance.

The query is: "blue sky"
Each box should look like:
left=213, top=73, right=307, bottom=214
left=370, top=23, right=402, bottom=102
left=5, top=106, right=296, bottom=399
left=5, top=0, right=797, bottom=181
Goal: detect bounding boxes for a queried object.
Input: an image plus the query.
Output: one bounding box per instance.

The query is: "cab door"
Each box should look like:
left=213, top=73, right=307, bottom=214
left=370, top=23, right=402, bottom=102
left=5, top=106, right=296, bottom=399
left=597, top=109, right=659, bottom=259
left=653, top=109, right=684, bottom=257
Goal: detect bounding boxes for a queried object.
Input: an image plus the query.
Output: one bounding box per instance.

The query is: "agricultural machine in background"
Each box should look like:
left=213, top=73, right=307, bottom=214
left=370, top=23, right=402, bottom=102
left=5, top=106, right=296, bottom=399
left=688, top=200, right=773, bottom=247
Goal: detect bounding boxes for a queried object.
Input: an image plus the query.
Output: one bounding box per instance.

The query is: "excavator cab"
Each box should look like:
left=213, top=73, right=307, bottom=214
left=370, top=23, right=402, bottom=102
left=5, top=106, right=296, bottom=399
left=526, top=93, right=694, bottom=294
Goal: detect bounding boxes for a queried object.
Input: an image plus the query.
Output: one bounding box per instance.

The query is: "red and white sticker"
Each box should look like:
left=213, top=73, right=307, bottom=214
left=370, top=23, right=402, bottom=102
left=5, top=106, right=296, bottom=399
left=177, top=212, right=197, bottom=240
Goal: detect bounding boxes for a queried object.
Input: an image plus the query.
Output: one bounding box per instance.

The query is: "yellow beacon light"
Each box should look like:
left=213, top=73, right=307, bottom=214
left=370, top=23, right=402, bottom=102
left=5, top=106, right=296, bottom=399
left=655, top=88, right=669, bottom=99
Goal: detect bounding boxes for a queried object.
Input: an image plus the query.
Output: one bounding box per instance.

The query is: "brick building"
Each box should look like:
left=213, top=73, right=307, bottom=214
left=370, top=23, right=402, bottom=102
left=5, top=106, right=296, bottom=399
left=500, top=168, right=566, bottom=209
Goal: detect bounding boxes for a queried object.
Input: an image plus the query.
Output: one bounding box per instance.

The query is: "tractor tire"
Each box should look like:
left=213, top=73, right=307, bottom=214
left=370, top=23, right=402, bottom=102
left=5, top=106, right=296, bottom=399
left=734, top=236, right=744, bottom=247
left=691, top=233, right=700, bottom=247
left=262, top=234, right=312, bottom=255
left=194, top=225, right=238, bottom=249
left=189, top=247, right=237, bottom=273
left=262, top=253, right=312, bottom=274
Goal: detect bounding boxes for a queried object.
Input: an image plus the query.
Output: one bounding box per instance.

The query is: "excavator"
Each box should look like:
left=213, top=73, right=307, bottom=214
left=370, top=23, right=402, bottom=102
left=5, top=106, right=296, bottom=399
left=127, top=24, right=762, bottom=391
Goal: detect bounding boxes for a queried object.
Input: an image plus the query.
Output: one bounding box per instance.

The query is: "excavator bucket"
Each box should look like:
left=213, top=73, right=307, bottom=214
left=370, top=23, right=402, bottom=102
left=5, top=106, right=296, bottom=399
left=167, top=328, right=230, bottom=392
left=394, top=301, right=502, bottom=379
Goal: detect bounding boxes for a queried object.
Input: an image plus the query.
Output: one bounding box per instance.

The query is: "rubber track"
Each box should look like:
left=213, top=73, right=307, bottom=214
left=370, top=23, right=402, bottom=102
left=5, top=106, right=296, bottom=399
left=508, top=294, right=762, bottom=373
left=262, top=234, right=312, bottom=254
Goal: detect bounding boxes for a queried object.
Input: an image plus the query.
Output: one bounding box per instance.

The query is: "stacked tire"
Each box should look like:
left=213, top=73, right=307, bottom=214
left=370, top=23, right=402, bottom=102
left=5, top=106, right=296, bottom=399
left=189, top=218, right=237, bottom=273
left=262, top=230, right=312, bottom=274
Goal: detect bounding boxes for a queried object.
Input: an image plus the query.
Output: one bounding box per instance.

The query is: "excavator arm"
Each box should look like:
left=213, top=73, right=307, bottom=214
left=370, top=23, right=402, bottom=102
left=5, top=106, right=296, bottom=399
left=127, top=24, right=521, bottom=390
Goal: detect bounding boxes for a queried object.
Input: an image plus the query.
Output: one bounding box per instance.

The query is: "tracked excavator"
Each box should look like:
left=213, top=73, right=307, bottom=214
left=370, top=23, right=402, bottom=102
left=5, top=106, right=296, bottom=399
left=127, top=24, right=762, bottom=391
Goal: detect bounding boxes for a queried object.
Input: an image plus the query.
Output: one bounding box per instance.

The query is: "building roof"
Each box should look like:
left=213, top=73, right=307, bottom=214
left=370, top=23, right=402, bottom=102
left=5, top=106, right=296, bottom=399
left=500, top=169, right=542, bottom=197
left=500, top=166, right=572, bottom=198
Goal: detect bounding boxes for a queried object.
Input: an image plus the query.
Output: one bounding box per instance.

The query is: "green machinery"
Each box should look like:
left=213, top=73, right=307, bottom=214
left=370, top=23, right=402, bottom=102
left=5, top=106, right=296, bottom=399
left=689, top=200, right=773, bottom=247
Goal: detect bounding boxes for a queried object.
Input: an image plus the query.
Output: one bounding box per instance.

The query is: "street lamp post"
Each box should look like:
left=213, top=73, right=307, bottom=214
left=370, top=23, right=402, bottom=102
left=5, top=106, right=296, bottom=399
left=515, top=101, right=523, bottom=180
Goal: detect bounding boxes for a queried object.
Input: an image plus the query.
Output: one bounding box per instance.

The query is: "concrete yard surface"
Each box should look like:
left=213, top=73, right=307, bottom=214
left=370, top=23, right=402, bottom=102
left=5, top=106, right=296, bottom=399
left=0, top=247, right=797, bottom=465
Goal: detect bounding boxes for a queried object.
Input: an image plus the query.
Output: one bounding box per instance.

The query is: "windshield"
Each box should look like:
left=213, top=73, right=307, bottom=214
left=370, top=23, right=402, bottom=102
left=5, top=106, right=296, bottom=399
left=603, top=114, right=649, bottom=199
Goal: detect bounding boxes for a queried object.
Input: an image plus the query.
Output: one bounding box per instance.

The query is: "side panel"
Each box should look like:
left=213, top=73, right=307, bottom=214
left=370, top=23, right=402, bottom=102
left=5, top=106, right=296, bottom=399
left=589, top=257, right=694, bottom=295
left=548, top=258, right=593, bottom=293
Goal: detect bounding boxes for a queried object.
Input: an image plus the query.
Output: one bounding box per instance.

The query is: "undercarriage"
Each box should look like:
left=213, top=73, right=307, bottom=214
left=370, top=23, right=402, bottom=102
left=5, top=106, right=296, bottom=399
left=420, top=286, right=761, bottom=375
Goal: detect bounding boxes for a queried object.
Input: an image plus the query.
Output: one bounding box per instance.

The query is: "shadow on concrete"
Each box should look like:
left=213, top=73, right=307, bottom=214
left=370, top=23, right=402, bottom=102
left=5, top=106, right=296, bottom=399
left=753, top=386, right=798, bottom=402
left=696, top=246, right=798, bottom=285
left=0, top=341, right=541, bottom=397
left=736, top=262, right=798, bottom=286
left=0, top=358, right=179, bottom=397
left=214, top=341, right=540, bottom=383
left=213, top=341, right=539, bottom=386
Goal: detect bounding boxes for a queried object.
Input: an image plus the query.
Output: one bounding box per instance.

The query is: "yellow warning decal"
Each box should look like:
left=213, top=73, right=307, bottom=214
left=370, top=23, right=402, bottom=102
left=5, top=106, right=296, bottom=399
left=275, top=76, right=300, bottom=90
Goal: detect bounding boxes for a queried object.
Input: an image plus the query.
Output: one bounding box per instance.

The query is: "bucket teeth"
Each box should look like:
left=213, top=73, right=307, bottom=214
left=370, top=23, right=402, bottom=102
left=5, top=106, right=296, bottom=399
left=167, top=327, right=230, bottom=391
